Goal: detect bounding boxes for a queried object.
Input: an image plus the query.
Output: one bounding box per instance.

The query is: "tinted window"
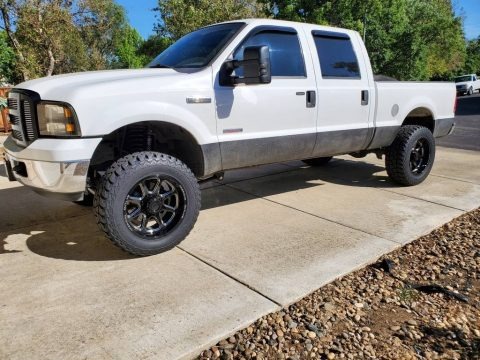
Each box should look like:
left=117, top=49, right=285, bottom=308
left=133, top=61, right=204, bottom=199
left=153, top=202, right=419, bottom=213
left=234, top=30, right=306, bottom=77
left=455, top=76, right=473, bottom=82
left=313, top=34, right=360, bottom=79
left=149, top=23, right=244, bottom=69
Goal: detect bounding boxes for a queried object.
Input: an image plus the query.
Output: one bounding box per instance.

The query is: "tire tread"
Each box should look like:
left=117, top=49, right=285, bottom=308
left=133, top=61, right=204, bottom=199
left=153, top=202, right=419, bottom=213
left=93, top=152, right=201, bottom=256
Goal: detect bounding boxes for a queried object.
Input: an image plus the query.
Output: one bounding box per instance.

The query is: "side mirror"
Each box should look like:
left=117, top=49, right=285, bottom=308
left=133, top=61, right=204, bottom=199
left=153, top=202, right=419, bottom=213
left=220, top=45, right=271, bottom=86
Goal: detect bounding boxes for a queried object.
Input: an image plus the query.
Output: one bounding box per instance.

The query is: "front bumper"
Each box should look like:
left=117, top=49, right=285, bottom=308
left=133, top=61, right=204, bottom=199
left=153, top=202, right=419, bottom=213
left=2, top=136, right=101, bottom=201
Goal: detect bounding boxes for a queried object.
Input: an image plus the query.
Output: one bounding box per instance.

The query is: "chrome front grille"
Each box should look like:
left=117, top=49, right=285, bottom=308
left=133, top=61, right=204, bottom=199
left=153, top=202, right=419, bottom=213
left=22, top=101, right=35, bottom=140
left=9, top=113, right=19, bottom=126
left=7, top=98, right=18, bottom=110
left=8, top=91, right=38, bottom=146
left=12, top=129, right=24, bottom=141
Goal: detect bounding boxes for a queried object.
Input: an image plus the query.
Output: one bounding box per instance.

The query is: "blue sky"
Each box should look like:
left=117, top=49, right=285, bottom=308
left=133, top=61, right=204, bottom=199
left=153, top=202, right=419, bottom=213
left=118, top=0, right=480, bottom=40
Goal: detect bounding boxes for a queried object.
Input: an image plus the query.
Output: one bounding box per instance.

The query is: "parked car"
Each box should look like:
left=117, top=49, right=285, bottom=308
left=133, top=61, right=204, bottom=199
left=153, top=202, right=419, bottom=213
left=455, top=74, right=480, bottom=96
left=3, top=19, right=457, bottom=256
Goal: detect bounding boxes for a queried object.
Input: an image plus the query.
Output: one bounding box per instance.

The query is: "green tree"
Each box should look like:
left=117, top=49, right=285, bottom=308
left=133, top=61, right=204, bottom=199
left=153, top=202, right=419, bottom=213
left=138, top=35, right=172, bottom=64
left=156, top=0, right=267, bottom=40
left=0, top=0, right=131, bottom=81
left=113, top=26, right=146, bottom=68
left=464, top=38, right=480, bottom=75
left=267, top=0, right=466, bottom=80
left=0, top=30, right=16, bottom=83
left=76, top=0, right=128, bottom=70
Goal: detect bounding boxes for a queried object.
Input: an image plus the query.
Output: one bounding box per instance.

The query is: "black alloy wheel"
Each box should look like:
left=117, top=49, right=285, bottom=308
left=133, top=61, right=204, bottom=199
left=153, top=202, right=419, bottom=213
left=123, top=176, right=186, bottom=238
left=409, top=138, right=431, bottom=176
left=386, top=125, right=436, bottom=186
left=94, top=152, right=201, bottom=256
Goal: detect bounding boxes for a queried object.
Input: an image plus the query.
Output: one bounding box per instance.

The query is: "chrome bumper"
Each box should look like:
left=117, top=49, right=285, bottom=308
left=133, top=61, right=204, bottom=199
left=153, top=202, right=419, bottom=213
left=3, top=148, right=90, bottom=202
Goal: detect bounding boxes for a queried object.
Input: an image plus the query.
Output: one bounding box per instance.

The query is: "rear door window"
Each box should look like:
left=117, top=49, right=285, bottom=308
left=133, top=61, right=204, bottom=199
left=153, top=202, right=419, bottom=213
left=312, top=31, right=361, bottom=79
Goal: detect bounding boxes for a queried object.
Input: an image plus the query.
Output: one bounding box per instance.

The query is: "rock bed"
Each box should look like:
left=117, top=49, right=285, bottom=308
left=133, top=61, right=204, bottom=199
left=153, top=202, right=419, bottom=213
left=197, top=208, right=480, bottom=360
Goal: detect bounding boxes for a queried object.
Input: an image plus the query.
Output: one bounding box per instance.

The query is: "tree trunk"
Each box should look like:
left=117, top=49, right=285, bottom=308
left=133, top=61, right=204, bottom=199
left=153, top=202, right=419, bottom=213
left=0, top=5, right=29, bottom=81
left=46, top=47, right=55, bottom=76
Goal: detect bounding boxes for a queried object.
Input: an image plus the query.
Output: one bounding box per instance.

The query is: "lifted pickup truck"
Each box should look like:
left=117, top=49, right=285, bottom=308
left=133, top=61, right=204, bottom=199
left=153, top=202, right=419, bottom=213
left=3, top=19, right=456, bottom=256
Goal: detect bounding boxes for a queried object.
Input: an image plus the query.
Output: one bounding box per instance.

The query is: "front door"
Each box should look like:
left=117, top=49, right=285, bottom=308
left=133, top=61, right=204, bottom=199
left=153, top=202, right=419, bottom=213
left=214, top=25, right=318, bottom=169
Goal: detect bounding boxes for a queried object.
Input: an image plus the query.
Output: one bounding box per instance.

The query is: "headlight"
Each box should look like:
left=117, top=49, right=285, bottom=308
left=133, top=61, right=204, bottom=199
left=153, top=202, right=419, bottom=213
left=37, top=102, right=81, bottom=137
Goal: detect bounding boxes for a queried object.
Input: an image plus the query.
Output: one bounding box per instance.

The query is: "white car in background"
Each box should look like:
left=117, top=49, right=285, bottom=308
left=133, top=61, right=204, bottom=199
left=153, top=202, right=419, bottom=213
left=455, top=74, right=480, bottom=96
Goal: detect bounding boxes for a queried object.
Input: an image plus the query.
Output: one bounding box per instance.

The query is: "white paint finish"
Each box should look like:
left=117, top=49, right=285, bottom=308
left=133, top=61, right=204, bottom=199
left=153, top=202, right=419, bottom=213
left=3, top=136, right=101, bottom=162
left=214, top=22, right=318, bottom=143
left=0, top=215, right=277, bottom=360
left=301, top=23, right=374, bottom=132
left=18, top=68, right=218, bottom=144
left=10, top=18, right=455, bottom=155
left=375, top=81, right=456, bottom=128
left=183, top=185, right=397, bottom=305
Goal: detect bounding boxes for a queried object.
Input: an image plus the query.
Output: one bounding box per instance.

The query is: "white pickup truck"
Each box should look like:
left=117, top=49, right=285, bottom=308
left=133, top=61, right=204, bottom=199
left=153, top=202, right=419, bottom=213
left=455, top=74, right=480, bottom=96
left=3, top=19, right=456, bottom=256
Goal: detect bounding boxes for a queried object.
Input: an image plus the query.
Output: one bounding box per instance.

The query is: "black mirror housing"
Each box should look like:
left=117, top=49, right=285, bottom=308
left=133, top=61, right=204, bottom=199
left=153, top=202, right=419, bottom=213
left=241, top=46, right=271, bottom=84
left=220, top=45, right=271, bottom=86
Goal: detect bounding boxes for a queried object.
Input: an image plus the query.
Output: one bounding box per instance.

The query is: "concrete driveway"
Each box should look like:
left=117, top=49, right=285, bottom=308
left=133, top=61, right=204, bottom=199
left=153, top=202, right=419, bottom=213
left=1, top=144, right=479, bottom=359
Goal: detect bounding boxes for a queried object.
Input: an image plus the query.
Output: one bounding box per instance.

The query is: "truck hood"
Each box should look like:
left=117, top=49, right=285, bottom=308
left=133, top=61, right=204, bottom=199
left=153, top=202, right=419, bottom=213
left=455, top=81, right=471, bottom=87
left=15, top=68, right=192, bottom=101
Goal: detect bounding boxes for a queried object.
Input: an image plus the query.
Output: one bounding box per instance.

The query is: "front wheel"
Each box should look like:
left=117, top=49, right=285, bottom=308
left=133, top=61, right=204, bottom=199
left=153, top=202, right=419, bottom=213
left=467, top=87, right=474, bottom=96
left=385, top=125, right=435, bottom=186
left=94, top=152, right=201, bottom=256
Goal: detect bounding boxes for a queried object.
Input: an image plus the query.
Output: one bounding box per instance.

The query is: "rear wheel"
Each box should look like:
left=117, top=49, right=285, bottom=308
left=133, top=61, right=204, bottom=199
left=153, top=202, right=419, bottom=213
left=94, top=152, right=201, bottom=256
left=303, top=157, right=333, bottom=166
left=385, top=125, right=435, bottom=186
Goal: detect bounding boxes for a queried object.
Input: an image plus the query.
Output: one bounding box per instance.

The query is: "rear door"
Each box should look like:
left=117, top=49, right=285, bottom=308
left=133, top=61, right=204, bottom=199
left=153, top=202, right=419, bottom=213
left=305, top=28, right=375, bottom=156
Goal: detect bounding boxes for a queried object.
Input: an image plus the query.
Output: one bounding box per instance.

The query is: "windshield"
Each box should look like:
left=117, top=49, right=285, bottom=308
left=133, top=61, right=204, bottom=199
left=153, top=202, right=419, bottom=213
left=148, top=23, right=244, bottom=69
left=455, top=76, right=472, bottom=83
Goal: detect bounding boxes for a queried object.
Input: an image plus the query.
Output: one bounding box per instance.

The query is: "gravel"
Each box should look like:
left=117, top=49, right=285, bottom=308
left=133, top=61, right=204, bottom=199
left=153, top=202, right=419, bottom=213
left=196, top=208, right=480, bottom=360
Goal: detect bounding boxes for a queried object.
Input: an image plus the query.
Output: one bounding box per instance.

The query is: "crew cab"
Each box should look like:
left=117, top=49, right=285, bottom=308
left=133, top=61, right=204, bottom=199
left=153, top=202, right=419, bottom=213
left=455, top=74, right=480, bottom=96
left=2, top=19, right=456, bottom=256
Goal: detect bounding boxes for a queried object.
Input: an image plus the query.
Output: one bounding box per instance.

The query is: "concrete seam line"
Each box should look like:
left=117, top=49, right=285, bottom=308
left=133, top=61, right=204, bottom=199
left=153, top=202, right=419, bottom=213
left=373, top=187, right=467, bottom=212
left=224, top=184, right=402, bottom=246
left=177, top=246, right=283, bottom=307
left=284, top=167, right=472, bottom=212
left=431, top=173, right=480, bottom=185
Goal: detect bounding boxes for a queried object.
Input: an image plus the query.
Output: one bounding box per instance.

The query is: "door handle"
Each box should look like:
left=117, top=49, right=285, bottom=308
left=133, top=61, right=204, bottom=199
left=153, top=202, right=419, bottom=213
left=361, top=90, right=369, bottom=106
left=306, top=90, right=316, bottom=108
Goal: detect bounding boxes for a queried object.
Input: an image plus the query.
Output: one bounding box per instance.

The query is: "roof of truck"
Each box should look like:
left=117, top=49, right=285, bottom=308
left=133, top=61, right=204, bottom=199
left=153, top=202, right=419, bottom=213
left=215, top=18, right=357, bottom=35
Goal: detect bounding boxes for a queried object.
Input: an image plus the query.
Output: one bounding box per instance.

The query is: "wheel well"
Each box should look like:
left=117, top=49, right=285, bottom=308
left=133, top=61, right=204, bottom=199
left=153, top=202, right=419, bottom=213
left=402, top=108, right=435, bottom=133
left=89, top=121, right=205, bottom=178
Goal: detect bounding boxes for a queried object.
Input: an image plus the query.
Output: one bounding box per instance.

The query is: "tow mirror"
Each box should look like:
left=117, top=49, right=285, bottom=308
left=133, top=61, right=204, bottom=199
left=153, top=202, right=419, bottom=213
left=220, top=45, right=271, bottom=86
